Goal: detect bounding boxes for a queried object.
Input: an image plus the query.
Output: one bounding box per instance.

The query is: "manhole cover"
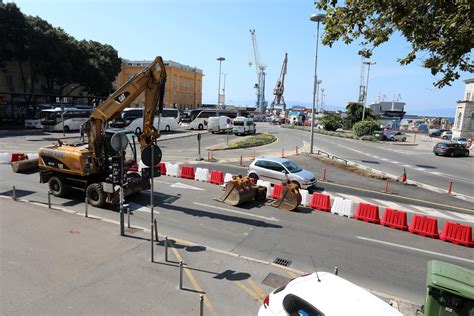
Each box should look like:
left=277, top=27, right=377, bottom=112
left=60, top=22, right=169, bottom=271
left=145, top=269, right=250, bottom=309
left=262, top=273, right=291, bottom=288
left=273, top=257, right=292, bottom=267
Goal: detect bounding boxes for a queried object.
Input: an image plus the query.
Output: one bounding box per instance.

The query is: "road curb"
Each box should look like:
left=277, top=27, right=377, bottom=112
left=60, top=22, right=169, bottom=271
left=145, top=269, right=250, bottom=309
left=311, top=147, right=474, bottom=204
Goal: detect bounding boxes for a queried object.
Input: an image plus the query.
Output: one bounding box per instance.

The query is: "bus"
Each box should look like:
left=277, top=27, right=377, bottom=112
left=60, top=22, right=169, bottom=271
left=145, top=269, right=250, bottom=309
left=111, top=107, right=180, bottom=134
left=24, top=104, right=91, bottom=129
left=41, top=107, right=93, bottom=132
left=180, top=108, right=238, bottom=130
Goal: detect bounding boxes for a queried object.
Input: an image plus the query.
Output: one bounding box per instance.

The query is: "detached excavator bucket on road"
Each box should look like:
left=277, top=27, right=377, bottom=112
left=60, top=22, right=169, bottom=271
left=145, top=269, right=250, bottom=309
left=270, top=181, right=302, bottom=211
left=216, top=175, right=255, bottom=206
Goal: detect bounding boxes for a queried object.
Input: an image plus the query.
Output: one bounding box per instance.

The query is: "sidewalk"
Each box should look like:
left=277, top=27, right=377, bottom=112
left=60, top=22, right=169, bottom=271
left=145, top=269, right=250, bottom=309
left=0, top=198, right=417, bottom=315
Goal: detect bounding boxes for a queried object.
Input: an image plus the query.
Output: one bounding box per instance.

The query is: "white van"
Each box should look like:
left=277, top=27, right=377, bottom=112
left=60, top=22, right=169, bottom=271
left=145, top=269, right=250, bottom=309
left=208, top=116, right=233, bottom=134
left=233, top=117, right=256, bottom=136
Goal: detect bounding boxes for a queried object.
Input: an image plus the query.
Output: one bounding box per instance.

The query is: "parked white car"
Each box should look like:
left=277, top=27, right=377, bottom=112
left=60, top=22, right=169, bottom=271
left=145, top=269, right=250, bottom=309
left=387, top=131, right=407, bottom=142
left=441, top=131, right=452, bottom=140
left=258, top=272, right=402, bottom=316
left=452, top=137, right=468, bottom=146
left=208, top=116, right=232, bottom=134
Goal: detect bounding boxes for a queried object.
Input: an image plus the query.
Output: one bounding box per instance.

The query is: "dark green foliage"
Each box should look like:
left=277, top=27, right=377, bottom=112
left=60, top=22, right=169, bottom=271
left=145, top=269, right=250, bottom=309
left=352, top=120, right=380, bottom=137
left=0, top=3, right=121, bottom=96
left=316, top=1, right=473, bottom=88
left=345, top=102, right=376, bottom=127
left=319, top=114, right=343, bottom=131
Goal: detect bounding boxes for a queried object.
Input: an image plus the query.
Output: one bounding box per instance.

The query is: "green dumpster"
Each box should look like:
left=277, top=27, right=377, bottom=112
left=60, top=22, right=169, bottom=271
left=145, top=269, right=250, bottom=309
left=424, top=260, right=474, bottom=316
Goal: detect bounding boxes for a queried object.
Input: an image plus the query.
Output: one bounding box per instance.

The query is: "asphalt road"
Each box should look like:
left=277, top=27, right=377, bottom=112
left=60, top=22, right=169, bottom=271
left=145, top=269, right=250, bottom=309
left=1, top=164, right=472, bottom=304
left=278, top=127, right=474, bottom=197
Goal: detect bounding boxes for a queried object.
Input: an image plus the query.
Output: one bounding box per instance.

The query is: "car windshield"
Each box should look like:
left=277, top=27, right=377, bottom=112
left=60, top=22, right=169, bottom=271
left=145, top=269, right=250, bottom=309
left=282, top=160, right=302, bottom=173
left=458, top=138, right=467, bottom=141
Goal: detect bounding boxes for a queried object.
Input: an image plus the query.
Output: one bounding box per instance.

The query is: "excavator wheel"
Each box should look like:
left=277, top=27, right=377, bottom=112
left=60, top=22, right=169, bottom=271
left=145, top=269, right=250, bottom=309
left=86, top=183, right=106, bottom=208
left=49, top=176, right=66, bottom=197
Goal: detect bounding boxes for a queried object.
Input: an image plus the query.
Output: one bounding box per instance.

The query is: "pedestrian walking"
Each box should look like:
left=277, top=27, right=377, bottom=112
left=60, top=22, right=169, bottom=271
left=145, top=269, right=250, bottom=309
left=80, top=123, right=85, bottom=142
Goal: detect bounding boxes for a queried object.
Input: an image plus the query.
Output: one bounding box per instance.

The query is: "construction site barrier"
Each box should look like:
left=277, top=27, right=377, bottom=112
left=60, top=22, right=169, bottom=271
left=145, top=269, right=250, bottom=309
left=11, top=153, right=27, bottom=162
left=224, top=173, right=233, bottom=183
left=440, top=222, right=473, bottom=247
left=381, top=208, right=408, bottom=231
left=354, top=203, right=380, bottom=224
left=0, top=153, right=11, bottom=164
left=256, top=180, right=273, bottom=198
left=309, top=193, right=331, bottom=212
left=209, top=170, right=224, bottom=185
left=195, top=168, right=209, bottom=182
left=166, top=163, right=179, bottom=177
left=271, top=183, right=283, bottom=200
left=158, top=162, right=167, bottom=176
left=180, top=166, right=195, bottom=180
left=300, top=189, right=310, bottom=206
left=409, top=214, right=439, bottom=239
left=330, top=197, right=354, bottom=217
left=27, top=153, right=39, bottom=160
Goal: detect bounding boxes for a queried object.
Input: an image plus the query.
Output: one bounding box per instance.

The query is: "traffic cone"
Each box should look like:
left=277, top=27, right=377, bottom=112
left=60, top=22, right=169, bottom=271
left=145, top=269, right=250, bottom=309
left=401, top=168, right=407, bottom=184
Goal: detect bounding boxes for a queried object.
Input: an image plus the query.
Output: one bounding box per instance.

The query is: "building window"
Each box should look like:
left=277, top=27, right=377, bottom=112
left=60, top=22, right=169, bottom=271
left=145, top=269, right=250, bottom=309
left=5, top=74, right=14, bottom=91
left=127, top=63, right=132, bottom=66
left=467, top=92, right=471, bottom=101
left=470, top=112, right=474, bottom=132
left=457, top=111, right=462, bottom=129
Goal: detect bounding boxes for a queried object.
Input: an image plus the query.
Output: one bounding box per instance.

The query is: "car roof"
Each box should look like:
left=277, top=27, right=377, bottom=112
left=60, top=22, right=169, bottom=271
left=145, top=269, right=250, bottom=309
left=281, top=272, right=402, bottom=316
left=255, top=156, right=290, bottom=163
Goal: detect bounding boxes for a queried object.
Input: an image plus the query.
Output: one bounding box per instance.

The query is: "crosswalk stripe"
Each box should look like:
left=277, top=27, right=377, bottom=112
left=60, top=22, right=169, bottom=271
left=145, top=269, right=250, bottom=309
left=408, top=205, right=453, bottom=219
left=371, top=199, right=402, bottom=210
left=445, top=211, right=474, bottom=223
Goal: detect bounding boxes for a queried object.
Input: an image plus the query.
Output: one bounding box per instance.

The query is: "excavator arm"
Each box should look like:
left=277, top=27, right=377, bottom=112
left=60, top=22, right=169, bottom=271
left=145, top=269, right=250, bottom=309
left=86, top=56, right=167, bottom=169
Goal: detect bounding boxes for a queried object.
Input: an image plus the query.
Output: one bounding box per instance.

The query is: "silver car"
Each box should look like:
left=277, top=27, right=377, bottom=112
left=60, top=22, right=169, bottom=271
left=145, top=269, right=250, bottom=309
left=248, top=157, right=317, bottom=189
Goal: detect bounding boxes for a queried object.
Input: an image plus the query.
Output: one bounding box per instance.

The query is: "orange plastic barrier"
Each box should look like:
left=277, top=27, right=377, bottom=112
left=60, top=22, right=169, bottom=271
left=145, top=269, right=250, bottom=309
left=440, top=222, right=473, bottom=247
left=309, top=193, right=331, bottom=212
left=409, top=214, right=439, bottom=239
left=381, top=208, right=408, bottom=231
left=11, top=153, right=27, bottom=162
left=180, top=165, right=195, bottom=180
left=209, top=170, right=224, bottom=185
left=272, top=184, right=283, bottom=200
left=354, top=203, right=380, bottom=224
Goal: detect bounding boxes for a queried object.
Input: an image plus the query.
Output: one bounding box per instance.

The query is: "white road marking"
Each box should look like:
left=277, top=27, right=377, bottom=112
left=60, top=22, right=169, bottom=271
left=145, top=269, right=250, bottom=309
left=445, top=211, right=474, bottom=223
left=170, top=182, right=205, bottom=191
left=415, top=168, right=427, bottom=171
left=408, top=205, right=453, bottom=219
left=402, top=164, right=411, bottom=168
left=430, top=171, right=443, bottom=175
left=371, top=199, right=403, bottom=211
left=133, top=207, right=161, bottom=214
left=357, top=236, right=474, bottom=264
left=194, top=202, right=280, bottom=222
left=380, top=158, right=389, bottom=161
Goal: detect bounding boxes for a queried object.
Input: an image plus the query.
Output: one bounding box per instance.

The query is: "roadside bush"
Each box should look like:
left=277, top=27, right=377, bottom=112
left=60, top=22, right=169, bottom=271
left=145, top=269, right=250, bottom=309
left=319, top=114, right=343, bottom=131
left=352, top=120, right=380, bottom=137
left=359, top=135, right=377, bottom=141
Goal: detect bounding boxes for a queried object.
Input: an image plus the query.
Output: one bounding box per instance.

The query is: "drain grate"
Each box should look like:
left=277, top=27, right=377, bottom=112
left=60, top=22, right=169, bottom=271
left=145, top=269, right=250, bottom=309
left=273, top=257, right=292, bottom=267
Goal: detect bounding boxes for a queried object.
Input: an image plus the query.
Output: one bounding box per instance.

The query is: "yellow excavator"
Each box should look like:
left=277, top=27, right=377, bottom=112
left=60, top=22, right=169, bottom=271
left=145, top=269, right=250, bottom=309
left=38, top=56, right=167, bottom=207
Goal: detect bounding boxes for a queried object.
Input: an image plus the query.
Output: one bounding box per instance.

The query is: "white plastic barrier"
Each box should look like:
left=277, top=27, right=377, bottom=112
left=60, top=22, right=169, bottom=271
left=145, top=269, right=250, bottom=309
left=195, top=167, right=209, bottom=182
left=27, top=153, right=39, bottom=160
left=0, top=153, right=11, bottom=164
left=256, top=180, right=272, bottom=198
left=300, top=189, right=310, bottom=206
left=165, top=162, right=173, bottom=176
left=224, top=173, right=233, bottom=183
left=331, top=197, right=354, bottom=217
left=167, top=163, right=180, bottom=177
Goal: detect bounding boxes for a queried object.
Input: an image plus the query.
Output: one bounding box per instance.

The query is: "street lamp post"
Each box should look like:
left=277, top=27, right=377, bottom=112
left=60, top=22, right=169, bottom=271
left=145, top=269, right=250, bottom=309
left=362, top=61, right=376, bottom=121
left=309, top=13, right=325, bottom=154
left=222, top=73, right=228, bottom=106
left=216, top=57, right=225, bottom=108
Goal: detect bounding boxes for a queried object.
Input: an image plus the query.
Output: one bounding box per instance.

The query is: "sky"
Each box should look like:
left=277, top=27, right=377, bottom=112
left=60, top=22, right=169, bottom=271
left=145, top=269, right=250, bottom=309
left=10, top=0, right=473, bottom=116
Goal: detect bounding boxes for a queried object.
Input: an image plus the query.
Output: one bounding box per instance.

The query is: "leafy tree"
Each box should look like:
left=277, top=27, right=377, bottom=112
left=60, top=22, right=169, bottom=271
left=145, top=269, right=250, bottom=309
left=319, top=113, right=343, bottom=131
left=345, top=102, right=375, bottom=126
left=315, top=1, right=474, bottom=88
left=352, top=120, right=380, bottom=137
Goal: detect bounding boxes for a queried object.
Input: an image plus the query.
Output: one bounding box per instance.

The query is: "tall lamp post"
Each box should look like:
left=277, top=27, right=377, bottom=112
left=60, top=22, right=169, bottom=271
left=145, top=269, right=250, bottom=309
left=362, top=61, right=376, bottom=121
left=216, top=57, right=225, bottom=108
left=222, top=73, right=228, bottom=106
left=309, top=13, right=325, bottom=154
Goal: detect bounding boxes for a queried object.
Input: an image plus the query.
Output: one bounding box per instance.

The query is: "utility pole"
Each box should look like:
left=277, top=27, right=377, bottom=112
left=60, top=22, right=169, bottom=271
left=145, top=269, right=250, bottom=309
left=216, top=57, right=225, bottom=109
left=222, top=73, right=228, bottom=107
left=309, top=13, right=325, bottom=154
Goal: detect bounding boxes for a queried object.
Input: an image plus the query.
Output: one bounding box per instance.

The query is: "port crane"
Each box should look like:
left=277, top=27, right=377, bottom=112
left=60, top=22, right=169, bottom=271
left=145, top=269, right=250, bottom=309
left=271, top=53, right=288, bottom=113
left=249, top=29, right=267, bottom=112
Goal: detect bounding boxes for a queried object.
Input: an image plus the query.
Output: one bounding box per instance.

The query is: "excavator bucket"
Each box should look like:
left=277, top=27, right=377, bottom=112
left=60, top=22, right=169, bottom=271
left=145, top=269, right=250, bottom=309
left=270, top=181, right=302, bottom=211
left=11, top=159, right=38, bottom=173
left=216, top=175, right=255, bottom=206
